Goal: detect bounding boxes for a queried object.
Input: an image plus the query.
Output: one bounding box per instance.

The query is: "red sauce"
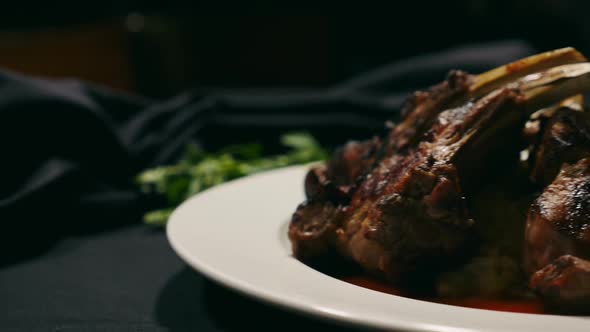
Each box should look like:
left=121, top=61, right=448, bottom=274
left=341, top=275, right=545, bottom=314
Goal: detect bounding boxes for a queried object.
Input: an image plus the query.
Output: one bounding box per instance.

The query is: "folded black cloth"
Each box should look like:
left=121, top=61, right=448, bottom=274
left=0, top=40, right=534, bottom=263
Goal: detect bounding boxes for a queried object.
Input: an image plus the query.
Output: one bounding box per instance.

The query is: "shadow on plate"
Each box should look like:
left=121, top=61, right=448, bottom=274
left=155, top=267, right=365, bottom=332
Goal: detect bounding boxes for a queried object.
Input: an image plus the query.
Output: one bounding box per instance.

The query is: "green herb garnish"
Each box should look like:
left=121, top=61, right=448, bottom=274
left=136, top=132, right=327, bottom=226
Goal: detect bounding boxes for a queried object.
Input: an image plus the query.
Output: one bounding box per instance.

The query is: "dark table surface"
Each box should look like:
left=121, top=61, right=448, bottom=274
left=0, top=224, right=365, bottom=332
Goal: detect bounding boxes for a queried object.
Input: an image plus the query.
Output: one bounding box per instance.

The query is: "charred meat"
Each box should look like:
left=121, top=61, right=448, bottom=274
left=290, top=48, right=590, bottom=307
left=525, top=157, right=590, bottom=312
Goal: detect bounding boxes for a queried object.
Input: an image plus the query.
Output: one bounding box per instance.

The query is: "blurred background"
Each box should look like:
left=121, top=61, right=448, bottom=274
left=1, top=1, right=589, bottom=98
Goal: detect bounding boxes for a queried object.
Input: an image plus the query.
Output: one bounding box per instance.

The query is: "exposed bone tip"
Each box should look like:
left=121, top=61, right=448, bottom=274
left=468, top=48, right=587, bottom=98
left=547, top=47, right=587, bottom=62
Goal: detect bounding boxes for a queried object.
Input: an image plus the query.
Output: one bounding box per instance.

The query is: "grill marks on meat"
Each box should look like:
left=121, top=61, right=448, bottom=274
left=525, top=158, right=590, bottom=312
left=354, top=71, right=475, bottom=203
left=390, top=70, right=474, bottom=154
left=525, top=158, right=590, bottom=274
left=291, top=77, right=531, bottom=281
left=338, top=89, right=524, bottom=280
left=289, top=71, right=473, bottom=262
left=289, top=50, right=590, bottom=312
left=523, top=106, right=590, bottom=313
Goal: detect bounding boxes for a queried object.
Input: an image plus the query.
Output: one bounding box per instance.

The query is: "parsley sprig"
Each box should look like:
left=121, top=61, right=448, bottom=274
left=136, top=133, right=326, bottom=226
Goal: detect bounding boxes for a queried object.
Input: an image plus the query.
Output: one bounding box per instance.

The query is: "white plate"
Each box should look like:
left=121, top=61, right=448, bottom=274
left=167, top=165, right=590, bottom=332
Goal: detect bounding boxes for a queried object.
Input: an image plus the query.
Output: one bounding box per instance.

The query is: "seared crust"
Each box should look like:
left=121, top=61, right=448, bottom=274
left=288, top=50, right=590, bottom=310
left=291, top=58, right=590, bottom=288
left=289, top=71, right=474, bottom=271
left=290, top=71, right=473, bottom=266
left=290, top=71, right=533, bottom=282
left=337, top=88, right=524, bottom=280
left=525, top=158, right=590, bottom=275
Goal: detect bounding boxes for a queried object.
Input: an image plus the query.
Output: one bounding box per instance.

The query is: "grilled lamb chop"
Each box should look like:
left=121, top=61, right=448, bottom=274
left=291, top=70, right=474, bottom=260
left=522, top=101, right=590, bottom=312
left=525, top=158, right=590, bottom=275
left=299, top=47, right=585, bottom=207
left=525, top=157, right=590, bottom=312
left=290, top=49, right=590, bottom=283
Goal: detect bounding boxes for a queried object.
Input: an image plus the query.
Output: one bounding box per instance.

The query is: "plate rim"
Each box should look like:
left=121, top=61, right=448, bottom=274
left=167, top=165, right=590, bottom=332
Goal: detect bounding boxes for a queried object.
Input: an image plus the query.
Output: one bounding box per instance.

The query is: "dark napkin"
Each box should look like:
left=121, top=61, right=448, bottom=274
left=0, top=40, right=534, bottom=264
